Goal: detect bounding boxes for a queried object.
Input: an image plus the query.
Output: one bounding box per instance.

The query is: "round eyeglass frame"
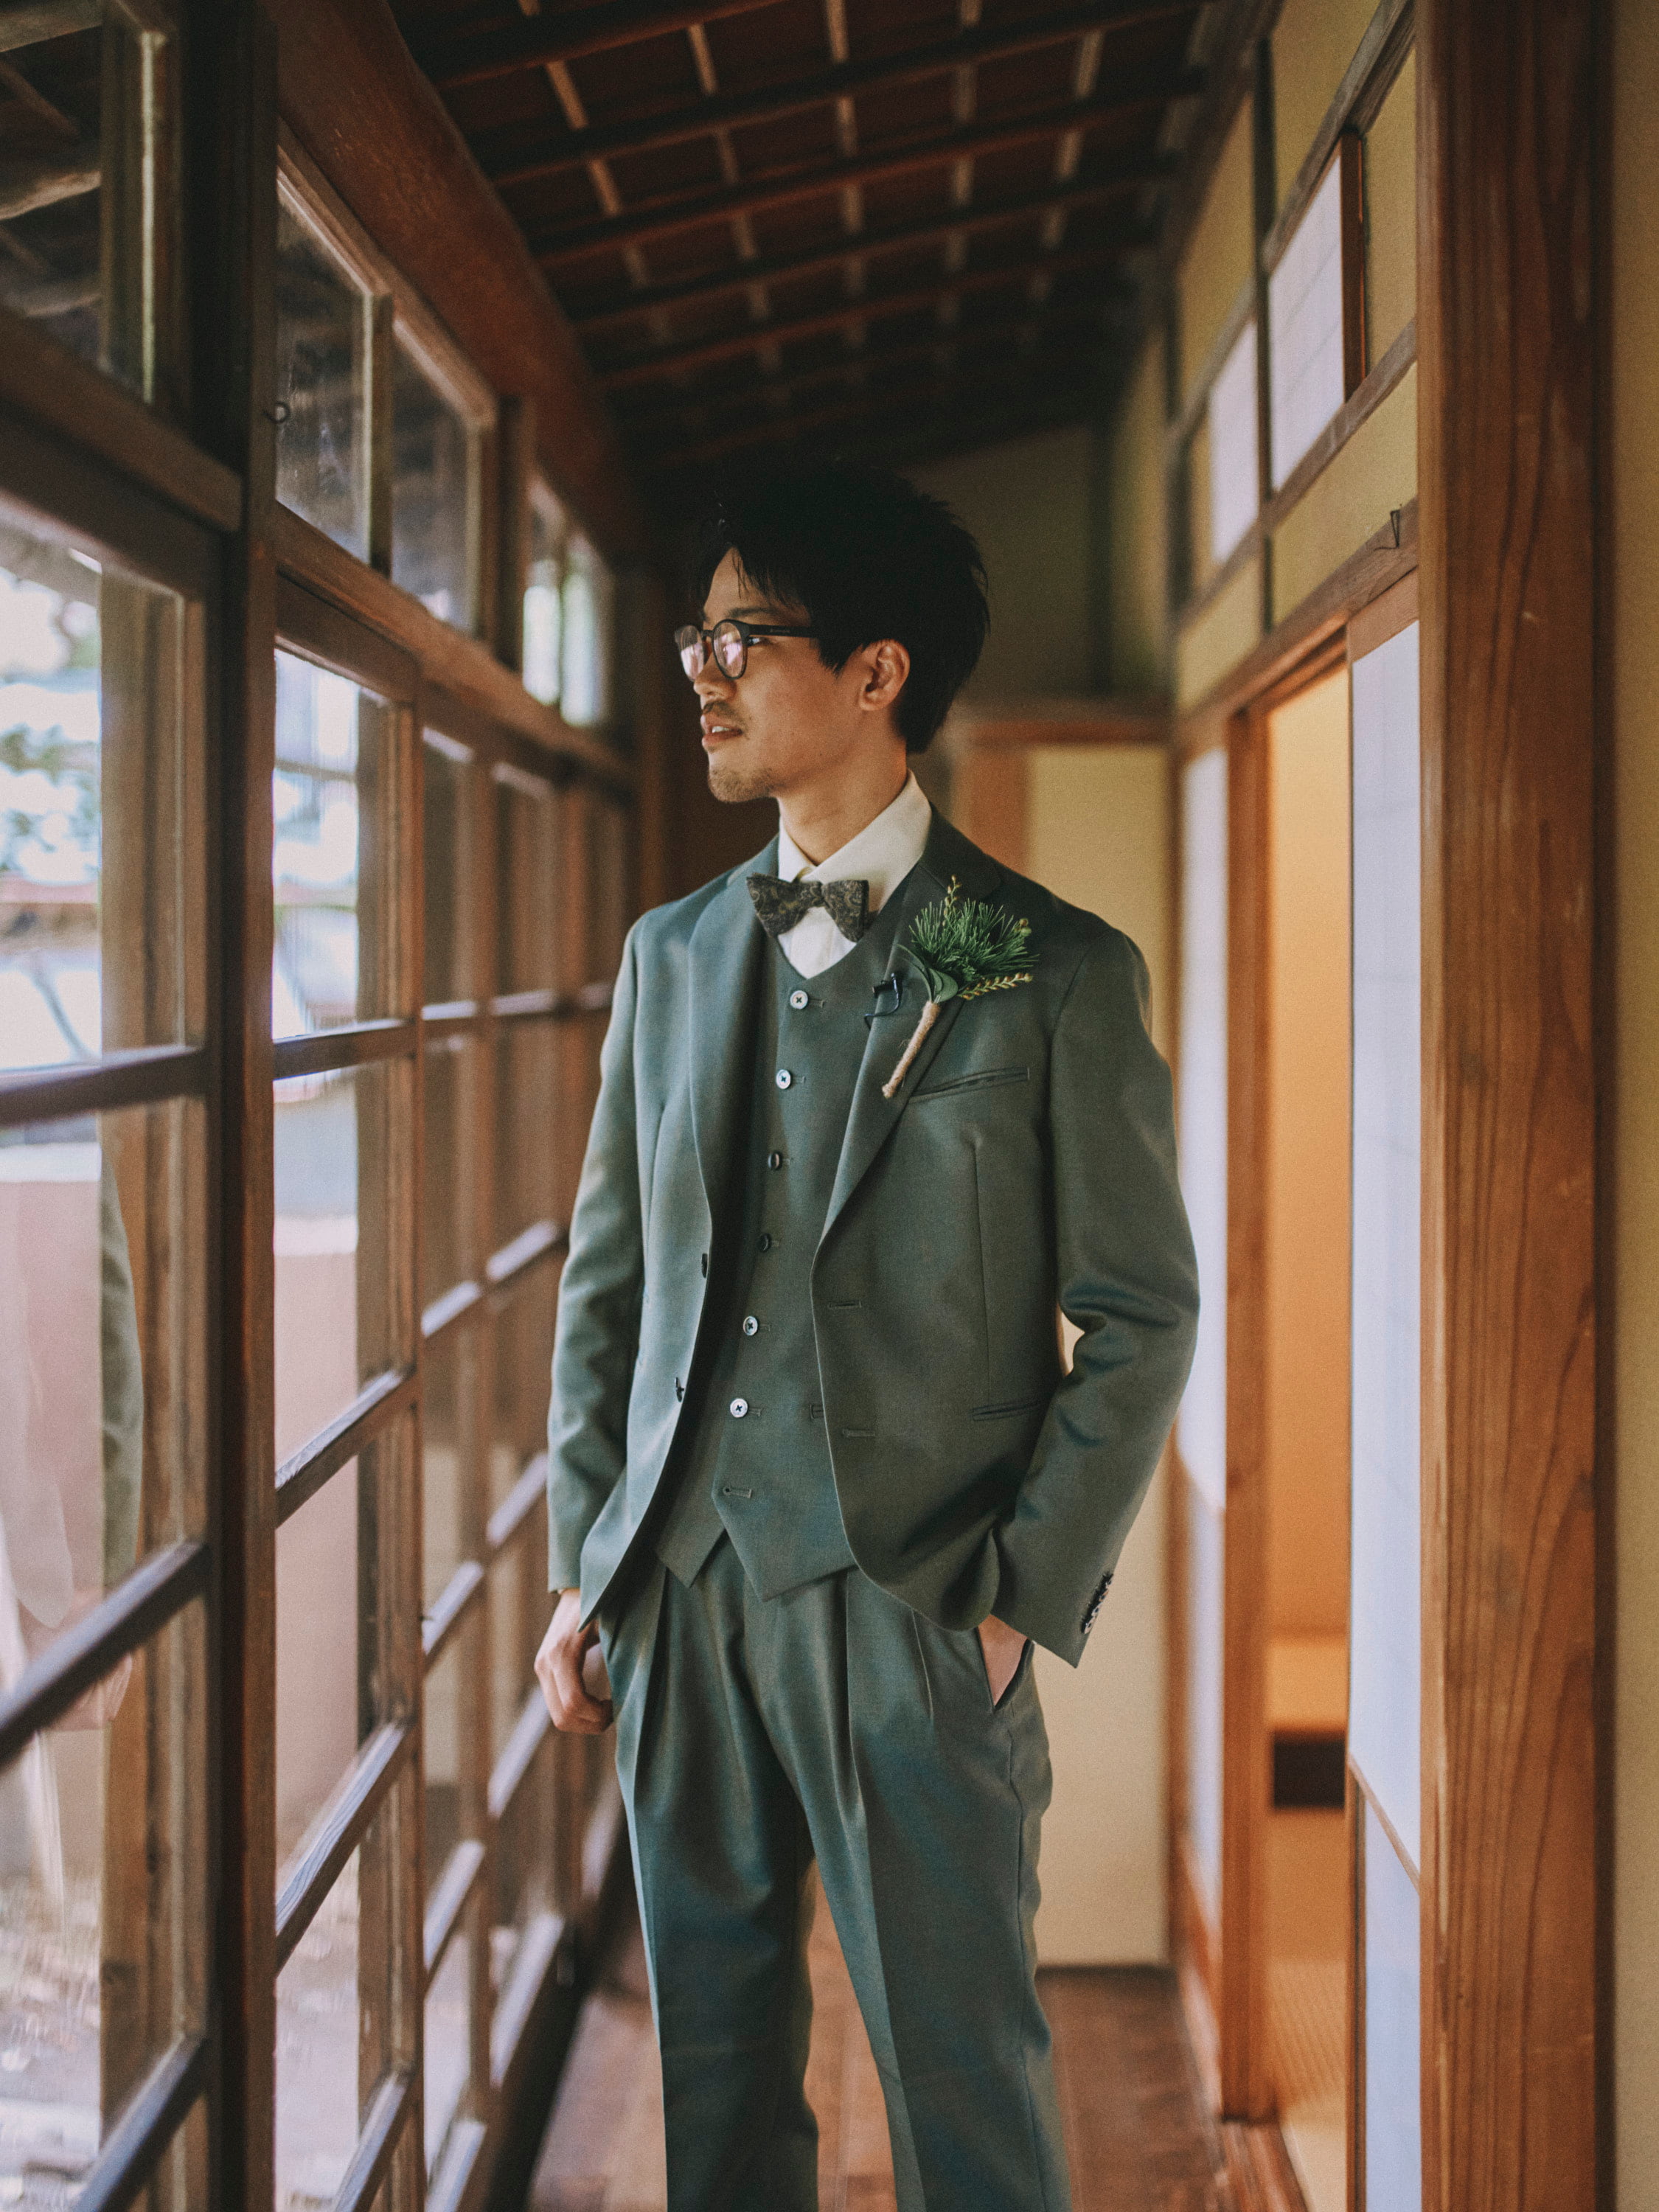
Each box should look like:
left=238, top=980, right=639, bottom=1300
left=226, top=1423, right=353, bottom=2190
left=675, top=618, right=817, bottom=683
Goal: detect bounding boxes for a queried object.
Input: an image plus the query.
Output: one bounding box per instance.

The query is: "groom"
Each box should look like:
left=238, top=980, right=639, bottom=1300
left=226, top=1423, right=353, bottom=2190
left=536, top=461, right=1197, bottom=2211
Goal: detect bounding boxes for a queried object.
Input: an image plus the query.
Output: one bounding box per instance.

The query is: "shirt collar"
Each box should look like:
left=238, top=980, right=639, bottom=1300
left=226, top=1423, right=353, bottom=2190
left=776, top=771, right=932, bottom=917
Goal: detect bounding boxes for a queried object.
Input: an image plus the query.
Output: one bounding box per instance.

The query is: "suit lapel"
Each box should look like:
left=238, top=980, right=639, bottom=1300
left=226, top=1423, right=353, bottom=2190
left=687, top=838, right=774, bottom=1228
left=821, top=813, right=1004, bottom=1240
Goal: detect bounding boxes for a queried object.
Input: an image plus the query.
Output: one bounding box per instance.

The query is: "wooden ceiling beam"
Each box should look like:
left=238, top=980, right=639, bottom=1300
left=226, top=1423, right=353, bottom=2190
left=570, top=179, right=1150, bottom=335
left=600, top=240, right=1135, bottom=391
left=483, top=0, right=1199, bottom=190
left=647, top=361, right=1102, bottom=473
left=531, top=90, right=1183, bottom=265
left=422, top=0, right=779, bottom=94
left=616, top=300, right=1112, bottom=430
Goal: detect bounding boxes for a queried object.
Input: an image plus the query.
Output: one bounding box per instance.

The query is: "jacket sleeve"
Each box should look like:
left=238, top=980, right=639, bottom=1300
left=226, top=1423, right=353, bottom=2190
left=546, top=923, right=644, bottom=1590
left=991, top=928, right=1199, bottom=1663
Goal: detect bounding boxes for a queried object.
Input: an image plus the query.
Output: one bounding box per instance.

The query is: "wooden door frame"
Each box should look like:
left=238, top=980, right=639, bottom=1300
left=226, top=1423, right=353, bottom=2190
left=1217, top=633, right=1352, bottom=2124
left=1416, top=1, right=1601, bottom=2207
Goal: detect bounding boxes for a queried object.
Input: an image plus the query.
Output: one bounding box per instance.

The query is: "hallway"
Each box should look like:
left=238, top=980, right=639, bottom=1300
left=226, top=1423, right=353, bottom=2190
left=526, top=1876, right=1228, bottom=2212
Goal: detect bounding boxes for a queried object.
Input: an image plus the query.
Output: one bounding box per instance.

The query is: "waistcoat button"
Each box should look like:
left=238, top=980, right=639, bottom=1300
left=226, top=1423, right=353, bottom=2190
left=757, top=1233, right=773, bottom=1252
left=729, top=1397, right=749, bottom=1419
left=768, top=1151, right=783, bottom=1170
left=789, top=989, right=810, bottom=1010
left=742, top=1315, right=759, bottom=1336
left=776, top=1068, right=793, bottom=1089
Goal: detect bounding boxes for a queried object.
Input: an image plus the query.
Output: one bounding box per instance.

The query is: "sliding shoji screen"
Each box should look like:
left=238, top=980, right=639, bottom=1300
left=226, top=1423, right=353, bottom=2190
left=1348, top=616, right=1422, bottom=2208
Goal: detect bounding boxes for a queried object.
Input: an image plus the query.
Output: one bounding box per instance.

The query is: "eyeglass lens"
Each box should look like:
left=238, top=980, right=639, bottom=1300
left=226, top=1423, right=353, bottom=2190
left=675, top=622, right=747, bottom=682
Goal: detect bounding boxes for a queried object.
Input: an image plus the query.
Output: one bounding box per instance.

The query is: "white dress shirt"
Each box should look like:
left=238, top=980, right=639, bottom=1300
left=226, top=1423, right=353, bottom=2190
left=773, top=771, right=933, bottom=978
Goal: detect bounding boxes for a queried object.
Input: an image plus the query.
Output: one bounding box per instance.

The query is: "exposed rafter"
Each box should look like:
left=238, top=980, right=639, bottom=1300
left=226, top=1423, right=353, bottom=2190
left=569, top=178, right=1151, bottom=334
left=600, top=241, right=1138, bottom=391
left=651, top=362, right=1103, bottom=478
left=616, top=301, right=1113, bottom=430
left=421, top=0, right=779, bottom=94
left=530, top=100, right=1180, bottom=265
left=481, top=0, right=1199, bottom=191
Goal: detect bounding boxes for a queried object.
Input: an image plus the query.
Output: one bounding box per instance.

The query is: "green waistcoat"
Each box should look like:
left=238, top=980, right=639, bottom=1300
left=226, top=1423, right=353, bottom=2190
left=655, top=894, right=910, bottom=1597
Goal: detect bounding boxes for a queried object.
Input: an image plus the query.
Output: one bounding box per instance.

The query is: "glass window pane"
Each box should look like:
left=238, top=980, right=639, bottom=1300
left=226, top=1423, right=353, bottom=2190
left=422, top=1039, right=476, bottom=1312
left=560, top=535, right=613, bottom=728
left=275, top=1844, right=363, bottom=2208
left=422, top=734, right=469, bottom=1006
left=424, top=1630, right=466, bottom=1900
left=0, top=1598, right=205, bottom=2196
left=488, top=1523, right=543, bottom=1767
left=425, top=1921, right=473, bottom=2174
left=491, top=1267, right=556, bottom=1514
left=275, top=1059, right=414, bottom=1461
left=392, top=338, right=475, bottom=633
left=490, top=1729, right=554, bottom=1993
left=422, top=1330, right=475, bottom=1613
left=0, top=1101, right=206, bottom=1667
left=0, top=510, right=199, bottom=1072
left=492, top=1025, right=557, bottom=1255
left=0, top=4, right=181, bottom=410
left=276, top=1461, right=364, bottom=1865
left=493, top=772, right=557, bottom=995
left=276, top=196, right=369, bottom=560
left=522, top=483, right=567, bottom=709
left=586, top=791, right=632, bottom=984
left=274, top=651, right=403, bottom=1039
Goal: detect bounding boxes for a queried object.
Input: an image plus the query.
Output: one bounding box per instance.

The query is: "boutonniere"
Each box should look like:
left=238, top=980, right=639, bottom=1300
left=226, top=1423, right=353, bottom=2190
left=882, top=877, right=1035, bottom=1099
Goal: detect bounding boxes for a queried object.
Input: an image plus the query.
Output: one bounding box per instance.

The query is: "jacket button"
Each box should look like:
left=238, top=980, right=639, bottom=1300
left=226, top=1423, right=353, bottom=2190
left=758, top=1233, right=773, bottom=1252
left=768, top=1151, right=783, bottom=1170
left=742, top=1315, right=759, bottom=1336
left=776, top=1068, right=793, bottom=1088
left=789, top=989, right=810, bottom=1010
left=730, top=1397, right=748, bottom=1419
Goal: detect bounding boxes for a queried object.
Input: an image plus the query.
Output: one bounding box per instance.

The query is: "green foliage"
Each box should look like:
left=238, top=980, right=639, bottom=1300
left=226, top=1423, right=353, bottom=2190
left=905, top=876, right=1034, bottom=1004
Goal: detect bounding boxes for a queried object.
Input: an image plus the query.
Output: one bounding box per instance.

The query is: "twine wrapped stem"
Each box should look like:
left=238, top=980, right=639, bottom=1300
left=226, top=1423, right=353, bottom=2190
left=881, top=999, right=941, bottom=1099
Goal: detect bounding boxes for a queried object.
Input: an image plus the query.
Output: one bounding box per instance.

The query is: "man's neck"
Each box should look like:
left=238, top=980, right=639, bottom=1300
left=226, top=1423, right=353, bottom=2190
left=778, top=757, right=909, bottom=867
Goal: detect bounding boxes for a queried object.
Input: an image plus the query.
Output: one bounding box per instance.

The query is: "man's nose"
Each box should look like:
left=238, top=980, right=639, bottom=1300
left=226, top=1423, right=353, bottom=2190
left=693, top=661, right=735, bottom=705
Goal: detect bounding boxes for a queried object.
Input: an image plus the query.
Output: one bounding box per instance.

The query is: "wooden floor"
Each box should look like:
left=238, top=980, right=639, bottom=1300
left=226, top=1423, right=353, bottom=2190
left=526, top=1877, right=1229, bottom=2211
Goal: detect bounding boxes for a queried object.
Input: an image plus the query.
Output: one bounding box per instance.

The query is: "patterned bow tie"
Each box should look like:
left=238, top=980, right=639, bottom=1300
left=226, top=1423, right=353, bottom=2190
left=747, top=873, right=871, bottom=942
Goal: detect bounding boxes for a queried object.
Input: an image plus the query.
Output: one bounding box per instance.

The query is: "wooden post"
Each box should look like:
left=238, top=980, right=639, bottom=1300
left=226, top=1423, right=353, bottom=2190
left=1416, top=1, right=1600, bottom=2207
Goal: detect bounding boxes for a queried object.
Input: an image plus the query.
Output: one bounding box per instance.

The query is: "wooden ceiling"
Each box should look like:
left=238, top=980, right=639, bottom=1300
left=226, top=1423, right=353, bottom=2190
left=389, top=0, right=1221, bottom=511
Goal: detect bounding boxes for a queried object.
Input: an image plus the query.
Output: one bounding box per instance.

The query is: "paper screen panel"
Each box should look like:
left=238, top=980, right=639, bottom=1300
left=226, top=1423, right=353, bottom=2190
left=1347, top=622, right=1421, bottom=1866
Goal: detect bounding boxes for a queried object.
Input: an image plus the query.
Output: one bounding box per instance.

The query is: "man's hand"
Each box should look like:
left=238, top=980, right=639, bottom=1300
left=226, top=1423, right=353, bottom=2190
left=535, top=1588, right=614, bottom=1734
left=978, top=1613, right=1029, bottom=1705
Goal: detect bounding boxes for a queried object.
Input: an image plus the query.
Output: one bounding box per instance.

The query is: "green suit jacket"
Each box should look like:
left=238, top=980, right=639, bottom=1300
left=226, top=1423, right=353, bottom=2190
left=546, top=810, right=1197, bottom=1665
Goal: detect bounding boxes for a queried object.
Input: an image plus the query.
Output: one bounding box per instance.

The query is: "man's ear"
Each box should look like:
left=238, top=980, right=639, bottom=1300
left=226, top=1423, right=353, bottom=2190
left=858, top=638, right=910, bottom=712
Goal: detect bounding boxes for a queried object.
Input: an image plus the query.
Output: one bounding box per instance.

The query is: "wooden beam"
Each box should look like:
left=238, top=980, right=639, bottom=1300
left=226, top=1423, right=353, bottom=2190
left=0, top=0, right=99, bottom=54
left=616, top=302, right=1109, bottom=430
left=648, top=375, right=1104, bottom=490
left=568, top=179, right=1152, bottom=337
left=422, top=0, right=778, bottom=92
left=0, top=142, right=98, bottom=220
left=1417, top=0, right=1599, bottom=2209
left=637, top=344, right=1105, bottom=465
left=599, top=240, right=1137, bottom=390
left=530, top=98, right=1181, bottom=265
left=483, top=1, right=1199, bottom=189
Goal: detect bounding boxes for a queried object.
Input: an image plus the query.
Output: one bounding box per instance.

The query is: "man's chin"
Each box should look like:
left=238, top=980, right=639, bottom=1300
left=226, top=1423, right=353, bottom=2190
left=706, top=754, right=772, bottom=806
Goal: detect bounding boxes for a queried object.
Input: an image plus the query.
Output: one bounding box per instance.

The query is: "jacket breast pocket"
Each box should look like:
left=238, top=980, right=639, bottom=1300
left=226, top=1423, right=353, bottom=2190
left=913, top=1064, right=1029, bottom=1102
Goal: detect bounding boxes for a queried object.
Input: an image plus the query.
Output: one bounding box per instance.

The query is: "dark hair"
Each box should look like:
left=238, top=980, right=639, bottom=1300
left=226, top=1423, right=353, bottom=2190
left=689, top=459, right=990, bottom=752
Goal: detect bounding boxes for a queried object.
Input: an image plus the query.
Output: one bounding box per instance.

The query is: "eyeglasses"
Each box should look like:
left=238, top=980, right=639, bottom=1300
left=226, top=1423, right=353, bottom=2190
left=674, top=618, right=817, bottom=683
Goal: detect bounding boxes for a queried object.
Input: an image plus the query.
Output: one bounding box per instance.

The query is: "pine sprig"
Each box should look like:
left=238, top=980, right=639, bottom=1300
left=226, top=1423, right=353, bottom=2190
left=881, top=878, right=1035, bottom=1098
left=905, top=877, right=1034, bottom=1003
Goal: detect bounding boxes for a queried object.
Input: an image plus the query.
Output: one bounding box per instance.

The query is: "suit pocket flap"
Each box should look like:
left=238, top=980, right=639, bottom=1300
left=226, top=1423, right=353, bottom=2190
left=914, top=1065, right=1029, bottom=1101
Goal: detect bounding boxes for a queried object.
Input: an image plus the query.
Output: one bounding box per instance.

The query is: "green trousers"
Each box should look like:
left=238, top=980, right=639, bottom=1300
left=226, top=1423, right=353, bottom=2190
left=598, top=1534, right=1073, bottom=2212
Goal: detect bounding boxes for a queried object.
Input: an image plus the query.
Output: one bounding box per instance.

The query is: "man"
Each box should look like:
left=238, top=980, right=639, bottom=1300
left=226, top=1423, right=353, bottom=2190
left=536, top=462, right=1197, bottom=2211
